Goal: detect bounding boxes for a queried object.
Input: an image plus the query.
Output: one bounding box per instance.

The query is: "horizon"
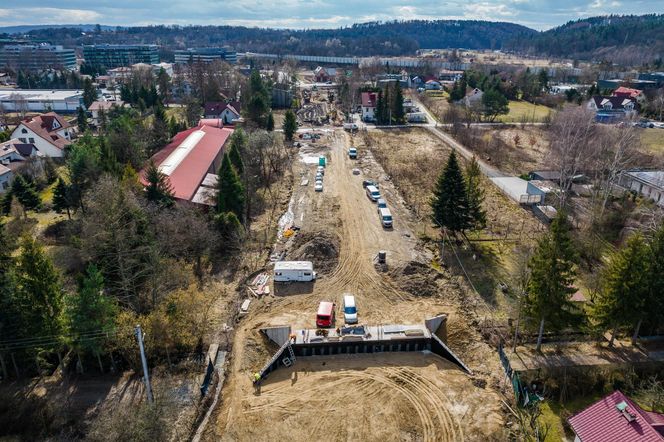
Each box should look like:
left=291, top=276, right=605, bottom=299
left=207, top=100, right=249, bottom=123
left=0, top=2, right=662, bottom=32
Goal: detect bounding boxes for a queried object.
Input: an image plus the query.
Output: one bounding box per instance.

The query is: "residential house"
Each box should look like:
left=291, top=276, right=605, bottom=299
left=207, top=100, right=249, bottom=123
left=463, top=88, right=484, bottom=107
left=619, top=169, right=664, bottom=207
left=141, top=121, right=234, bottom=206
left=568, top=390, right=664, bottom=442
left=203, top=101, right=241, bottom=124
left=0, top=164, right=11, bottom=192
left=612, top=86, right=645, bottom=105
left=87, top=101, right=127, bottom=126
left=361, top=92, right=378, bottom=122
left=0, top=138, right=39, bottom=192
left=588, top=96, right=638, bottom=123
left=313, top=66, right=337, bottom=83
left=438, top=69, right=464, bottom=82
left=424, top=79, right=442, bottom=90
left=11, top=112, right=73, bottom=158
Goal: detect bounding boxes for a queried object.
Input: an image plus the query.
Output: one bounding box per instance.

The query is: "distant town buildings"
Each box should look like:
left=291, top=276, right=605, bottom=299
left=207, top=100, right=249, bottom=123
left=83, top=44, right=159, bottom=69
left=174, top=47, right=237, bottom=64
left=11, top=112, right=74, bottom=158
left=0, top=44, right=76, bottom=71
left=0, top=89, right=83, bottom=113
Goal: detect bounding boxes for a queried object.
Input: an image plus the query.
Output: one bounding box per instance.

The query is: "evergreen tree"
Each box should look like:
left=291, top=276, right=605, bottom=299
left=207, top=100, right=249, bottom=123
left=77, top=106, right=88, bottom=132
left=150, top=104, right=169, bottom=152
left=646, top=225, right=664, bottom=337
left=156, top=68, right=171, bottom=104
left=228, top=132, right=245, bottom=175
left=67, top=264, right=117, bottom=372
left=11, top=175, right=41, bottom=210
left=82, top=78, right=97, bottom=108
left=375, top=91, right=385, bottom=124
left=214, top=210, right=242, bottom=241
left=465, top=156, right=486, bottom=230
left=66, top=136, right=102, bottom=210
left=266, top=112, right=275, bottom=131
left=144, top=161, right=175, bottom=207
left=392, top=82, right=405, bottom=124
left=592, top=233, right=650, bottom=346
left=52, top=178, right=73, bottom=219
left=430, top=150, right=471, bottom=234
left=245, top=70, right=271, bottom=127
left=99, top=136, right=122, bottom=177
left=0, top=191, right=12, bottom=215
left=523, top=212, right=579, bottom=351
left=282, top=110, right=298, bottom=141
left=481, top=89, right=509, bottom=122
left=15, top=236, right=65, bottom=351
left=382, top=86, right=390, bottom=124
left=216, top=153, right=244, bottom=219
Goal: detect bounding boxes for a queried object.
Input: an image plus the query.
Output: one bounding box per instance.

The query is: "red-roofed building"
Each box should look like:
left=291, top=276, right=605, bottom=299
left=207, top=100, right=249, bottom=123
left=203, top=101, right=241, bottom=124
left=11, top=112, right=73, bottom=158
left=568, top=390, right=664, bottom=442
left=613, top=86, right=644, bottom=102
left=142, top=121, right=234, bottom=206
left=361, top=92, right=378, bottom=122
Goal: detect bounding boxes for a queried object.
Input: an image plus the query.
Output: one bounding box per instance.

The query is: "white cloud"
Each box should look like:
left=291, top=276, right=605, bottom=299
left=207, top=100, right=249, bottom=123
left=0, top=7, right=101, bottom=26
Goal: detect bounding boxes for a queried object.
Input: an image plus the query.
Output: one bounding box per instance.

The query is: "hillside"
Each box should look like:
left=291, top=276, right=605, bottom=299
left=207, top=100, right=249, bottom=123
left=6, top=20, right=535, bottom=57
left=506, top=14, right=664, bottom=65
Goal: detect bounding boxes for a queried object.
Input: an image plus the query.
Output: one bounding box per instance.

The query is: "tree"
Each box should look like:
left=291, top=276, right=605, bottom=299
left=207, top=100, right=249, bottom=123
left=11, top=175, right=41, bottom=211
left=245, top=70, right=271, bottom=127
left=430, top=150, right=471, bottom=234
left=646, top=225, right=664, bottom=337
left=156, top=68, right=171, bottom=104
left=68, top=264, right=117, bottom=372
left=15, top=236, right=65, bottom=352
left=144, top=161, right=175, bottom=207
left=266, top=112, right=275, bottom=131
left=215, top=153, right=244, bottom=219
left=66, top=135, right=101, bottom=211
left=282, top=110, right=298, bottom=142
left=83, top=78, right=97, bottom=109
left=228, top=133, right=245, bottom=175
left=481, top=88, right=509, bottom=122
left=77, top=106, right=88, bottom=132
left=52, top=178, right=73, bottom=219
left=523, top=212, right=579, bottom=351
left=465, top=156, right=486, bottom=230
left=592, top=233, right=650, bottom=346
left=392, top=81, right=405, bottom=124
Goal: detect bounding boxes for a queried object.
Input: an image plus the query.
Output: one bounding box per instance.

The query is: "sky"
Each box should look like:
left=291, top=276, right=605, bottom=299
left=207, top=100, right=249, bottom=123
left=0, top=0, right=661, bottom=31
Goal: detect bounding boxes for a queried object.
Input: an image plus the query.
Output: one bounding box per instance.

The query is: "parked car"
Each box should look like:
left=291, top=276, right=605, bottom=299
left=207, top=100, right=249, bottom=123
left=315, top=181, right=323, bottom=192
left=315, top=172, right=323, bottom=181
left=348, top=147, right=357, bottom=159
left=376, top=198, right=387, bottom=209
left=365, top=185, right=381, bottom=201
left=316, top=301, right=335, bottom=328
left=317, top=166, right=325, bottom=175
left=378, top=207, right=393, bottom=228
left=343, top=294, right=357, bottom=324
left=362, top=179, right=379, bottom=188
left=352, top=168, right=361, bottom=175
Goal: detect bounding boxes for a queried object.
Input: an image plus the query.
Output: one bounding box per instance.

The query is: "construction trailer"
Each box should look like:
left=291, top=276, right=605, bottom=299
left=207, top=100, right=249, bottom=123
left=273, top=261, right=317, bottom=282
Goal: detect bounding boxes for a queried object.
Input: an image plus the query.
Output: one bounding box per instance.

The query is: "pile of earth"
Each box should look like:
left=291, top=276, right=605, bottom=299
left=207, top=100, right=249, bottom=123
left=389, top=260, right=443, bottom=297
left=289, top=231, right=340, bottom=275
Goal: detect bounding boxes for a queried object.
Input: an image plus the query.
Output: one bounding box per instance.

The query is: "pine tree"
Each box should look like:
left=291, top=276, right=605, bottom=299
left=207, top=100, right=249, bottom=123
left=382, top=86, right=390, bottom=124
left=430, top=150, right=471, bottom=234
left=375, top=91, right=385, bottom=124
left=82, top=78, right=97, bottom=108
left=646, top=225, right=664, bottom=337
left=144, top=161, right=174, bottom=207
left=465, top=156, right=486, bottom=230
left=67, top=264, right=117, bottom=372
left=99, top=136, right=122, bottom=177
left=592, top=233, right=650, bottom=346
left=11, top=175, right=41, bottom=211
left=266, top=112, right=275, bottom=131
left=77, top=106, right=88, bottom=132
left=524, top=212, right=579, bottom=351
left=15, top=236, right=65, bottom=350
left=52, top=178, right=73, bottom=219
left=228, top=132, right=245, bottom=175
left=392, top=82, right=405, bottom=124
left=216, top=154, right=245, bottom=219
left=245, top=70, right=271, bottom=127
left=1, top=189, right=13, bottom=215
left=283, top=110, right=298, bottom=142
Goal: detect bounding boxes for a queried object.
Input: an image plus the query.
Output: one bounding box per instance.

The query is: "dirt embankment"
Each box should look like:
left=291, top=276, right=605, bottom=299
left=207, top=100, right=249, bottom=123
left=289, top=231, right=340, bottom=276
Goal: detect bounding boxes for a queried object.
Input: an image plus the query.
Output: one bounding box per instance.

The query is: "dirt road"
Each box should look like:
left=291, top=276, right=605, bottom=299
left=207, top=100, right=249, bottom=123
left=210, top=129, right=506, bottom=442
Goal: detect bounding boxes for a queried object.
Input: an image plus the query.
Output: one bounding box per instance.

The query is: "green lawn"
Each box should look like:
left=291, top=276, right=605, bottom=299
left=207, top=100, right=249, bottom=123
left=498, top=101, right=553, bottom=123
left=640, top=128, right=664, bottom=154
left=165, top=106, right=186, bottom=123
left=539, top=393, right=606, bottom=441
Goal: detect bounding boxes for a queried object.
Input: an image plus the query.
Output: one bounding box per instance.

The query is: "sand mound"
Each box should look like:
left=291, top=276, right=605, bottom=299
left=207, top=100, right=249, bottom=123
left=289, top=231, right=340, bottom=275
left=390, top=261, right=442, bottom=297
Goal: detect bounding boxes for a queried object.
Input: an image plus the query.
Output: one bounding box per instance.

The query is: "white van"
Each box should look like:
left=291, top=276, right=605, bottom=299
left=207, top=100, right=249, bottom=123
left=378, top=207, right=393, bottom=228
left=365, top=185, right=381, bottom=201
left=343, top=294, right=357, bottom=324
left=274, top=261, right=317, bottom=282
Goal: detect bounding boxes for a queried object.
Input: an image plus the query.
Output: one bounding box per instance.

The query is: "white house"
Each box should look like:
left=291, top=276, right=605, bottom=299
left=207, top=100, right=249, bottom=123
left=463, top=88, right=484, bottom=107
left=11, top=112, right=73, bottom=158
left=203, top=101, right=241, bottom=124
left=361, top=91, right=378, bottom=122
left=0, top=164, right=12, bottom=192
left=619, top=169, right=664, bottom=207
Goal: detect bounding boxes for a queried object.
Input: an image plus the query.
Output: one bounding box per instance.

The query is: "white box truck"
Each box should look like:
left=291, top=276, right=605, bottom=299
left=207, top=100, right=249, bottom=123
left=274, top=261, right=317, bottom=282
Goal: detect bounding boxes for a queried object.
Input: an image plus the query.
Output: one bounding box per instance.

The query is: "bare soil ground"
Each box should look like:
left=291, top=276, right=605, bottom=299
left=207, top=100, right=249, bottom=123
left=210, top=128, right=510, bottom=441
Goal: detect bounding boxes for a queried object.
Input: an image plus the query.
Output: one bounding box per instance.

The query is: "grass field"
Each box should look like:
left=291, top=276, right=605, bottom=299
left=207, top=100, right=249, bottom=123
left=640, top=128, right=664, bottom=154
left=539, top=393, right=605, bottom=441
left=498, top=101, right=553, bottom=123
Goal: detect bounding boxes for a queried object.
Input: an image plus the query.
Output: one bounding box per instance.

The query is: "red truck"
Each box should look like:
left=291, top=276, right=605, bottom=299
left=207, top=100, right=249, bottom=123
left=316, top=301, right=335, bottom=328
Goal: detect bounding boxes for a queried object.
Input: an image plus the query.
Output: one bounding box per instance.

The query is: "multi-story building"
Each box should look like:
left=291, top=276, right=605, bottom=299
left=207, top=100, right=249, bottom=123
left=82, top=44, right=159, bottom=69
left=0, top=44, right=76, bottom=71
left=174, top=47, right=237, bottom=64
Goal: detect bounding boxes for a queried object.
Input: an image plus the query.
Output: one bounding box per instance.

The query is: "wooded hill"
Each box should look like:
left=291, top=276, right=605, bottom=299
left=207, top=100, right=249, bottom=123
left=505, top=14, right=664, bottom=66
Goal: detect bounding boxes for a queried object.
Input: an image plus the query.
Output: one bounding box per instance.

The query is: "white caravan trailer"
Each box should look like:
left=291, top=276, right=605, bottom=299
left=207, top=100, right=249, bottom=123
left=274, top=261, right=317, bottom=282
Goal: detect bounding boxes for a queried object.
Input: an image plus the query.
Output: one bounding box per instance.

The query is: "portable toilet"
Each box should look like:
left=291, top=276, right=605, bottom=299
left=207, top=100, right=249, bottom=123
left=318, top=156, right=326, bottom=167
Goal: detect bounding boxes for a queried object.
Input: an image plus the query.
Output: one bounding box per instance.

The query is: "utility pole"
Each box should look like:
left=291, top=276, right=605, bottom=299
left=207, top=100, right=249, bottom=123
left=135, top=325, right=154, bottom=403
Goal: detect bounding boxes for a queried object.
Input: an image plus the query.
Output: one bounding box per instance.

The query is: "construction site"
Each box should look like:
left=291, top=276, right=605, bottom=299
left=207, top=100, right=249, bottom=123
left=207, top=126, right=510, bottom=441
